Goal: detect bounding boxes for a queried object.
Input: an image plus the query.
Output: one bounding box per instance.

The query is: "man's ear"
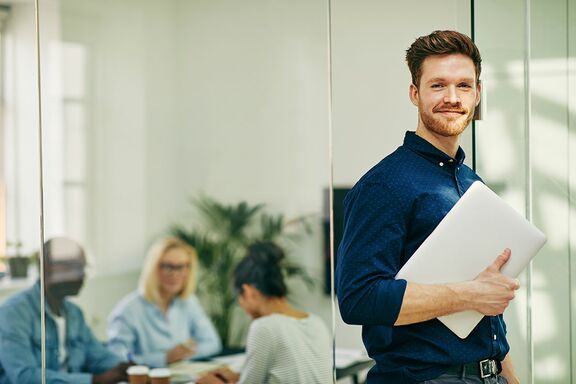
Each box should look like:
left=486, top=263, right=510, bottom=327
left=475, top=80, right=482, bottom=107
left=409, top=83, right=419, bottom=106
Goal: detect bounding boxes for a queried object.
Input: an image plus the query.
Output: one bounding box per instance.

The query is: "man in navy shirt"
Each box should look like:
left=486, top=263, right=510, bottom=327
left=336, top=31, right=520, bottom=384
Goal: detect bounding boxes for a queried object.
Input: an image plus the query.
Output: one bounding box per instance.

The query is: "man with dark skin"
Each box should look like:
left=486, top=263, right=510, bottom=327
left=0, top=237, right=130, bottom=384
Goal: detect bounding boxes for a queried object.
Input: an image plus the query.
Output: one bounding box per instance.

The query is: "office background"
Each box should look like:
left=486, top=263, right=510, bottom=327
left=0, top=1, right=574, bottom=383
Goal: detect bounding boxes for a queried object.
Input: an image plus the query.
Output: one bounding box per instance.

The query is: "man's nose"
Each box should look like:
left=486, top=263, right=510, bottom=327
left=443, top=86, right=460, bottom=105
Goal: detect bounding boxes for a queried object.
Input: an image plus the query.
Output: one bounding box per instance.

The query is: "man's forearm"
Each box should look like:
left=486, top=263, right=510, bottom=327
left=395, top=250, right=519, bottom=326
left=394, top=281, right=474, bottom=325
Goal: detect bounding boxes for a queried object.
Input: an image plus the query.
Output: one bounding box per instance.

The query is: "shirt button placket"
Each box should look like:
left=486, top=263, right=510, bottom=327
left=453, top=166, right=463, bottom=196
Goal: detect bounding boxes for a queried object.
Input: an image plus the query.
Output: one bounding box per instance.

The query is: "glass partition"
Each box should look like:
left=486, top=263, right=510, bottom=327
left=475, top=0, right=576, bottom=382
left=28, top=1, right=576, bottom=383
left=36, top=0, right=333, bottom=382
left=330, top=1, right=472, bottom=382
left=474, top=0, right=531, bottom=381
left=331, top=1, right=575, bottom=383
left=0, top=1, right=43, bottom=383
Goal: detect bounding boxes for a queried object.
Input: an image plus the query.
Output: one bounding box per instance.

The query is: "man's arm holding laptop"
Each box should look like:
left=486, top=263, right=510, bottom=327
left=394, top=248, right=520, bottom=326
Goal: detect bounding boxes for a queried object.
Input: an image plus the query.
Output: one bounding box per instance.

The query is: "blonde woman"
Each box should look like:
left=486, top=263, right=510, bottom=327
left=107, top=237, right=221, bottom=368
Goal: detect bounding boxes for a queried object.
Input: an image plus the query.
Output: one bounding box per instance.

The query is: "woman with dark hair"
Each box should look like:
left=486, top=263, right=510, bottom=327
left=197, top=242, right=332, bottom=384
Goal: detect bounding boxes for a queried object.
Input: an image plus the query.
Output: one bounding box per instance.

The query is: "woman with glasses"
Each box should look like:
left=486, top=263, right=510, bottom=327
left=197, top=241, right=332, bottom=384
left=107, top=237, right=221, bottom=368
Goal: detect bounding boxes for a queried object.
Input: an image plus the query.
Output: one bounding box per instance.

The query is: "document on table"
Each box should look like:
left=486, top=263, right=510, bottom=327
left=169, top=360, right=223, bottom=383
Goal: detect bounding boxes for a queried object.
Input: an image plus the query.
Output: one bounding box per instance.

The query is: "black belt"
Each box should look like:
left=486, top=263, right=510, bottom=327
left=445, top=359, right=502, bottom=379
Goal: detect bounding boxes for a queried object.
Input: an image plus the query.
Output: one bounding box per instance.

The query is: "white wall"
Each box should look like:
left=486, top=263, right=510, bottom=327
left=3, top=2, right=42, bottom=257
left=332, top=1, right=472, bottom=187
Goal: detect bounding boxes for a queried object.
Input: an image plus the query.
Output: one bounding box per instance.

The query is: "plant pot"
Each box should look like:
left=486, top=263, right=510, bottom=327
left=9, top=256, right=29, bottom=278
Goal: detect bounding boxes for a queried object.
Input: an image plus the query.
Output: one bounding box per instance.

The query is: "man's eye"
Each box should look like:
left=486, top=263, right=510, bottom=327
left=431, top=84, right=443, bottom=88
left=459, top=83, right=473, bottom=88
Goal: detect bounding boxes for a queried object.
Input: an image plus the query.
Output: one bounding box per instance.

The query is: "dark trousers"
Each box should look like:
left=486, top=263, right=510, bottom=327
left=419, top=374, right=508, bottom=384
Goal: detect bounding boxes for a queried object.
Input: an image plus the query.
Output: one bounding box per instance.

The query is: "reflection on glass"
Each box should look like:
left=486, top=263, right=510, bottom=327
left=36, top=0, right=331, bottom=383
left=331, top=2, right=473, bottom=383
left=0, top=2, right=42, bottom=383
left=475, top=0, right=576, bottom=382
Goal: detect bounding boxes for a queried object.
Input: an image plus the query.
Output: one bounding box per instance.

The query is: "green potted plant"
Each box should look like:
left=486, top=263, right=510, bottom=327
left=170, top=195, right=315, bottom=348
left=4, top=241, right=34, bottom=279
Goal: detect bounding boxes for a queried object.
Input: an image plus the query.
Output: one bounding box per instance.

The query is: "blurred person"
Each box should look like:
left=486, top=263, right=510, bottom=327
left=197, top=242, right=331, bottom=384
left=107, top=237, right=221, bottom=368
left=0, top=237, right=130, bottom=384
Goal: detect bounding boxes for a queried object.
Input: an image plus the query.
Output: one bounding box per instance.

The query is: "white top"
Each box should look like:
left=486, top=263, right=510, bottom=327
left=53, top=315, right=67, bottom=369
left=239, top=313, right=331, bottom=384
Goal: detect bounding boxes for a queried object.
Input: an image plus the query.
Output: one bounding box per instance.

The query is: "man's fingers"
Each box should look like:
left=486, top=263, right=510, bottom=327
left=490, top=248, right=511, bottom=271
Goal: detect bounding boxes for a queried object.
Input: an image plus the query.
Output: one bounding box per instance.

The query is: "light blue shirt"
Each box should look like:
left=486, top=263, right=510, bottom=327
left=107, top=291, right=222, bottom=368
left=0, top=281, right=122, bottom=384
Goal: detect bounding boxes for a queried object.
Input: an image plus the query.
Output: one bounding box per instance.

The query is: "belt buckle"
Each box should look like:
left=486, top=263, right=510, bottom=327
left=479, top=359, right=497, bottom=379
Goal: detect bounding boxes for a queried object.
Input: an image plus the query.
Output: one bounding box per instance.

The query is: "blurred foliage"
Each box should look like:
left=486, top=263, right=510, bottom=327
left=171, top=195, right=315, bottom=347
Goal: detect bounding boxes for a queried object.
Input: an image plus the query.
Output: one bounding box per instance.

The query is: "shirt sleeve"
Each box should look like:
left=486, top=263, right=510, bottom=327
left=238, top=321, right=273, bottom=384
left=0, top=304, right=94, bottom=384
left=187, top=296, right=222, bottom=359
left=336, top=181, right=409, bottom=326
left=107, top=310, right=166, bottom=368
left=75, top=307, right=123, bottom=374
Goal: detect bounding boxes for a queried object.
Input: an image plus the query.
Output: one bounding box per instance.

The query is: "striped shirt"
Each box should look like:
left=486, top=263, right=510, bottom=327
left=239, top=313, right=332, bottom=384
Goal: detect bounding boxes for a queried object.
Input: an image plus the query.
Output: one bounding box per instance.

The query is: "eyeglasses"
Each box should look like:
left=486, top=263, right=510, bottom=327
left=158, top=262, right=190, bottom=273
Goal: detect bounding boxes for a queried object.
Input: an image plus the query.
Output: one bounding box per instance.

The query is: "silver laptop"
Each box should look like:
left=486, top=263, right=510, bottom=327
left=395, top=181, right=546, bottom=338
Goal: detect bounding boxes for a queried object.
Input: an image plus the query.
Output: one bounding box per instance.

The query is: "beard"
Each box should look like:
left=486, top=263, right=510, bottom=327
left=419, top=104, right=475, bottom=137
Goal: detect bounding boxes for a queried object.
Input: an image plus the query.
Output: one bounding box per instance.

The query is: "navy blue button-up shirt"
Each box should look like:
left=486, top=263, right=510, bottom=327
left=336, top=131, right=509, bottom=384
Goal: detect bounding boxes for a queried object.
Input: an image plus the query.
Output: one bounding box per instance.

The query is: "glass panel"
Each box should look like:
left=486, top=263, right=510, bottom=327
left=474, top=0, right=530, bottom=382
left=331, top=1, right=472, bottom=382
left=530, top=1, right=572, bottom=382
left=476, top=0, right=576, bottom=382
left=0, top=2, right=43, bottom=383
left=570, top=2, right=576, bottom=383
left=38, top=0, right=332, bottom=383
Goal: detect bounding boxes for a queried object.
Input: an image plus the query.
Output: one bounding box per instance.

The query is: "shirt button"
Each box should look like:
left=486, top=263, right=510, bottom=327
left=449, top=159, right=454, bottom=163
left=439, top=162, right=444, bottom=167
left=493, top=334, right=497, bottom=340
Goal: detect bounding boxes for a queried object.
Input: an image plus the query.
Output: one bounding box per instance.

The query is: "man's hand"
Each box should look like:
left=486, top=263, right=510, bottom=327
left=166, top=342, right=196, bottom=364
left=468, top=248, right=520, bottom=316
left=92, top=362, right=130, bottom=384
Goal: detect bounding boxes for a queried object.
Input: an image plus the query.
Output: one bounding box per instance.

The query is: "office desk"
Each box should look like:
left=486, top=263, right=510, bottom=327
left=336, top=359, right=374, bottom=384
left=168, top=348, right=375, bottom=383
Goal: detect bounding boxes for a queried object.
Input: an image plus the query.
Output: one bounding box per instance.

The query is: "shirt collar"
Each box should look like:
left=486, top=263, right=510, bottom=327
left=403, top=131, right=466, bottom=165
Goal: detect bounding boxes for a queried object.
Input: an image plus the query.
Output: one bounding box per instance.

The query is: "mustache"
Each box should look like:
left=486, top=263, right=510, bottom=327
left=433, top=106, right=468, bottom=114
